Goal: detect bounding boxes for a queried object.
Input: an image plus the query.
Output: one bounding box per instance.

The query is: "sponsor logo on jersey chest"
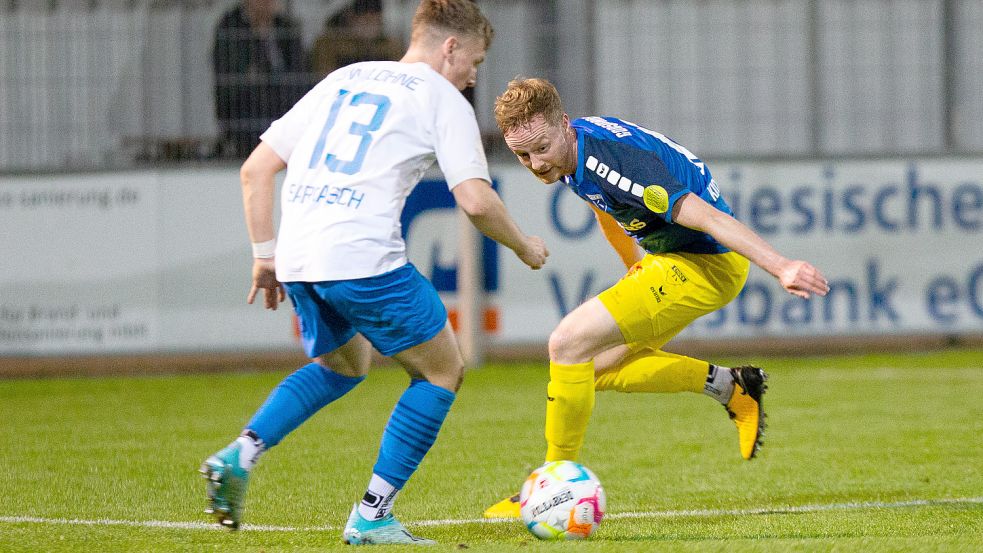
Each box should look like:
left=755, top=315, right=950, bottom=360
left=585, top=155, right=646, bottom=198
left=619, top=218, right=646, bottom=231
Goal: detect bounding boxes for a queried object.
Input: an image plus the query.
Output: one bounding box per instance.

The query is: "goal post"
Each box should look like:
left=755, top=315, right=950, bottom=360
left=456, top=206, right=484, bottom=368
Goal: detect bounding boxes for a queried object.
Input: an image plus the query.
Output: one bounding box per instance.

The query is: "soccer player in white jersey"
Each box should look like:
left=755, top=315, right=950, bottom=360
left=200, top=1, right=548, bottom=545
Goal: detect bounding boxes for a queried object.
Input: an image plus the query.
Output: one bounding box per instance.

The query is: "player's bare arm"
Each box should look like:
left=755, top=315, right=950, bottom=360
left=672, top=192, right=830, bottom=299
left=589, top=205, right=644, bottom=269
left=451, top=178, right=549, bottom=269
left=240, top=142, right=286, bottom=309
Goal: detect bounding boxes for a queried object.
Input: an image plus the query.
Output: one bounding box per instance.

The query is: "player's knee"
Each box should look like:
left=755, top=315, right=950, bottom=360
left=447, top=361, right=465, bottom=391
left=315, top=354, right=368, bottom=378
left=425, top=360, right=464, bottom=392
left=450, top=365, right=465, bottom=392
left=548, top=326, right=589, bottom=363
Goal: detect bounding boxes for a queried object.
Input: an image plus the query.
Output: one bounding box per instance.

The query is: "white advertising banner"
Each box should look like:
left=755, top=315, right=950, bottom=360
left=0, top=170, right=297, bottom=356
left=1, top=158, right=980, bottom=356
left=0, top=173, right=160, bottom=354
left=491, top=159, right=983, bottom=343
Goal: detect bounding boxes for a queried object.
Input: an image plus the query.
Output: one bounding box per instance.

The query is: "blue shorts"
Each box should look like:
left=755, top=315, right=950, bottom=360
left=283, top=263, right=447, bottom=358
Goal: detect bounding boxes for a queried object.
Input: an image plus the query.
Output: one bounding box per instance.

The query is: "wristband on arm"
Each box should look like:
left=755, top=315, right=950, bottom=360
left=251, top=239, right=276, bottom=259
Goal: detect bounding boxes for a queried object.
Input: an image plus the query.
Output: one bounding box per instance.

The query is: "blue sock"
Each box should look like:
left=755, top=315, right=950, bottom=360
left=373, top=379, right=456, bottom=489
left=246, top=362, right=365, bottom=447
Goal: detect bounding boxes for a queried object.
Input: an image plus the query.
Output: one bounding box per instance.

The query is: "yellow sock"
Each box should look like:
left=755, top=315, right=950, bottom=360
left=594, top=349, right=707, bottom=394
left=544, top=360, right=595, bottom=462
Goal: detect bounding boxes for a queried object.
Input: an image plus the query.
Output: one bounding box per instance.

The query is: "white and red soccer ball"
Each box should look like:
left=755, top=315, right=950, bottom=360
left=519, top=460, right=606, bottom=540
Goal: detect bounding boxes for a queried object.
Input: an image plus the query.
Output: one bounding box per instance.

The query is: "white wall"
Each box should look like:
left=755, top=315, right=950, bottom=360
left=4, top=0, right=981, bottom=171
left=594, top=0, right=812, bottom=157
left=817, top=0, right=944, bottom=154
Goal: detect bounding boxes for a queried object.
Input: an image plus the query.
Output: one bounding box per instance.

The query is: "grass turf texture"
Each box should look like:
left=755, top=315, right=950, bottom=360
left=1, top=349, right=981, bottom=551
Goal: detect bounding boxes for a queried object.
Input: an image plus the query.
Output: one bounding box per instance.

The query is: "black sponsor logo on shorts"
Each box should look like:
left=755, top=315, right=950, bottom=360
left=649, top=286, right=662, bottom=303
left=670, top=265, right=688, bottom=283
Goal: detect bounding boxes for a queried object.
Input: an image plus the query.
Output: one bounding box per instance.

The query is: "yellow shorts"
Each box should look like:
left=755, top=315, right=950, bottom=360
left=597, top=251, right=749, bottom=348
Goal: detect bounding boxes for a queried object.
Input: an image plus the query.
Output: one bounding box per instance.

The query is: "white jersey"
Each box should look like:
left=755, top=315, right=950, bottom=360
left=260, top=60, right=491, bottom=282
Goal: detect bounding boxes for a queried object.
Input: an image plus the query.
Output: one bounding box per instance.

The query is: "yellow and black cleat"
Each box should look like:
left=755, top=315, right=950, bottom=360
left=725, top=366, right=768, bottom=460
left=483, top=493, right=521, bottom=519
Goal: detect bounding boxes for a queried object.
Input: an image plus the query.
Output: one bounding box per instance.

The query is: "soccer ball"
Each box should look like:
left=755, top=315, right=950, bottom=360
left=519, top=460, right=606, bottom=540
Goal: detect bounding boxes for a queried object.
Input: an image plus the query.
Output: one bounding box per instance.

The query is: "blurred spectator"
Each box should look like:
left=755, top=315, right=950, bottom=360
left=310, top=0, right=404, bottom=79
left=213, top=0, right=309, bottom=158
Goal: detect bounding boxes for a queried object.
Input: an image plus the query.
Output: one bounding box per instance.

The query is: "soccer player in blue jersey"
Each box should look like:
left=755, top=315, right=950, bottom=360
left=484, top=77, right=829, bottom=518
left=199, top=2, right=548, bottom=544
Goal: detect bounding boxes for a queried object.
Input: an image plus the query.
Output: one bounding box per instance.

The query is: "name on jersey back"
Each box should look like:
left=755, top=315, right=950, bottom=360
left=286, top=183, right=364, bottom=209
left=345, top=66, right=423, bottom=91
left=583, top=116, right=632, bottom=138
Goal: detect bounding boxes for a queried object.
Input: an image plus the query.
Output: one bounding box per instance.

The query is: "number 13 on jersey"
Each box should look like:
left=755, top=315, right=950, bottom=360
left=309, top=89, right=392, bottom=175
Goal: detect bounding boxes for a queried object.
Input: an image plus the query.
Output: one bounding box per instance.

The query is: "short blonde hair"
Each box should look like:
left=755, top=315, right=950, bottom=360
left=494, top=77, right=565, bottom=134
left=411, top=0, right=494, bottom=50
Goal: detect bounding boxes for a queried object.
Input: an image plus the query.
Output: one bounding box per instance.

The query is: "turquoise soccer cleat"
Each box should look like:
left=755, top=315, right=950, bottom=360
left=200, top=443, right=250, bottom=530
left=342, top=504, right=435, bottom=546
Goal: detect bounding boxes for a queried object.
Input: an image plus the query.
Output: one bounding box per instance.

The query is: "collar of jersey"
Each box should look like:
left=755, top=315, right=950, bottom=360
left=570, top=126, right=586, bottom=184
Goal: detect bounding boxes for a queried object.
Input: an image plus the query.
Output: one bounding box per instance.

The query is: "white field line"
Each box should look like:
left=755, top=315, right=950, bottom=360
left=1, top=497, right=981, bottom=533
left=419, top=496, right=983, bottom=527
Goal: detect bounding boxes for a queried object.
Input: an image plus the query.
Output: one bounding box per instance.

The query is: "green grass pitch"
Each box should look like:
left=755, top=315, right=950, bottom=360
left=1, top=349, right=981, bottom=551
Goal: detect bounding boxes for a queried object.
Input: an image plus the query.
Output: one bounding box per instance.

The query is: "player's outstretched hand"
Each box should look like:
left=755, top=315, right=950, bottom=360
left=778, top=260, right=830, bottom=299
left=516, top=236, right=549, bottom=270
left=247, top=258, right=286, bottom=310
